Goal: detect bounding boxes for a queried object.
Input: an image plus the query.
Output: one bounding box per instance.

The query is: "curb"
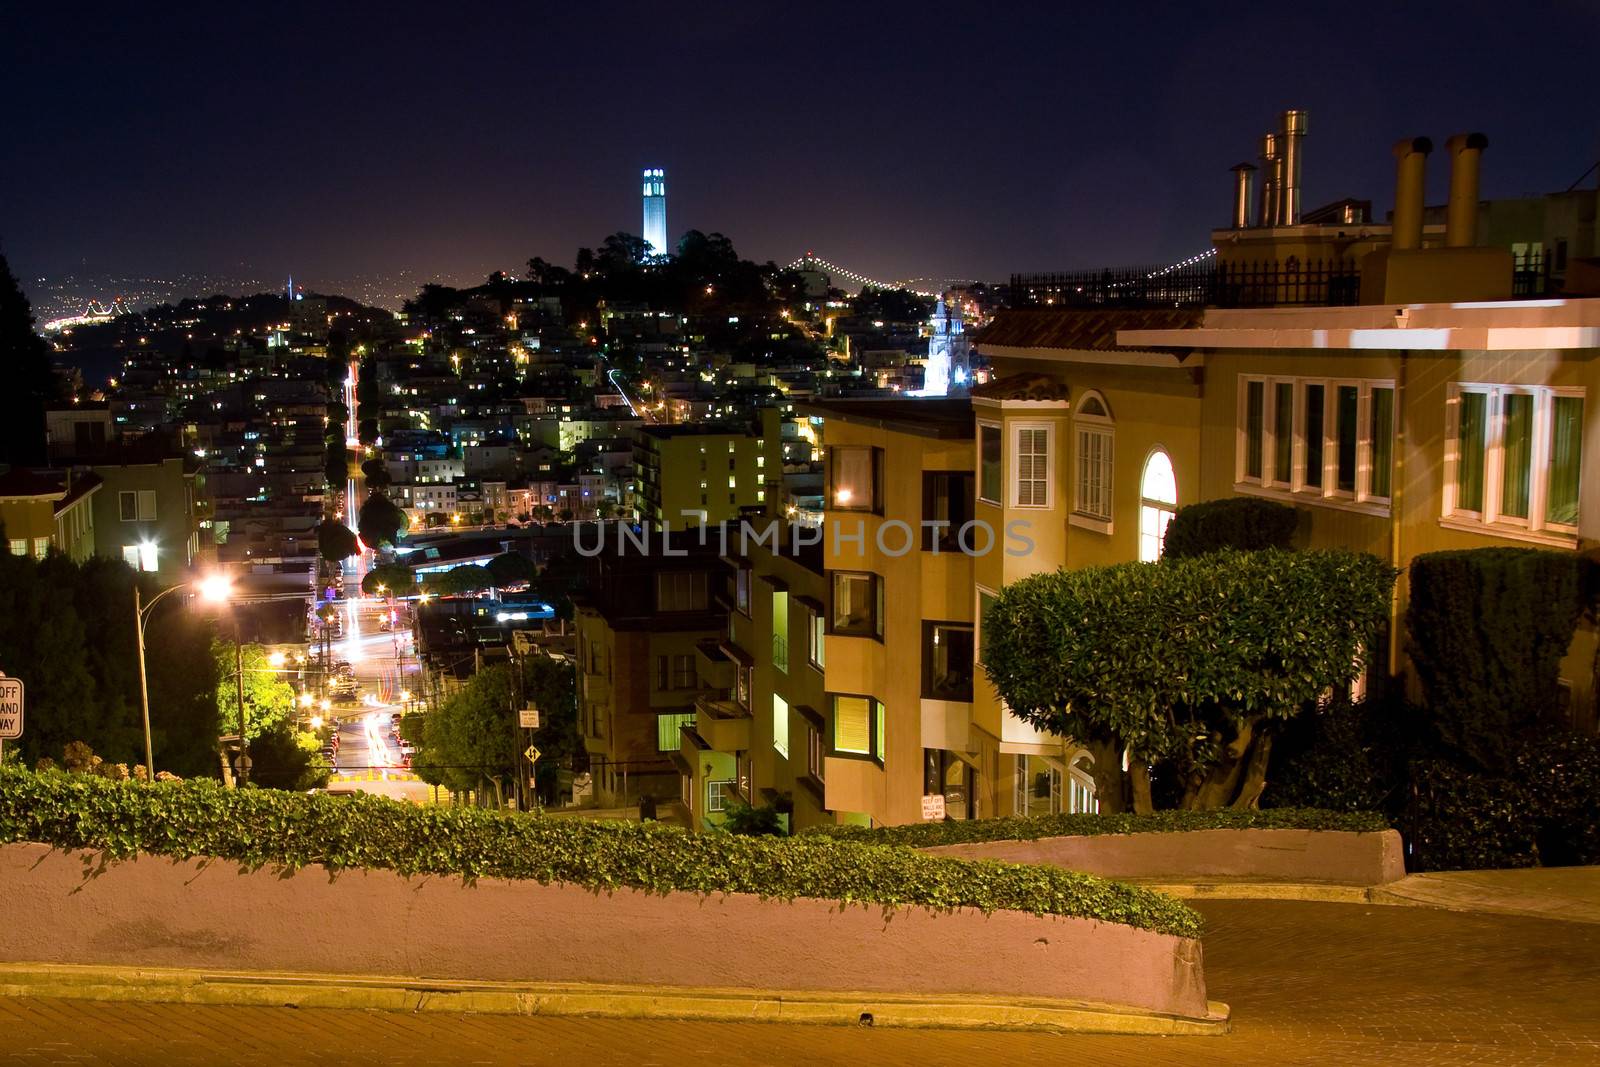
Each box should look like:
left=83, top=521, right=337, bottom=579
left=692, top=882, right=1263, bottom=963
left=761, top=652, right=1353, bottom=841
left=0, top=963, right=1231, bottom=1036
left=1140, top=881, right=1381, bottom=904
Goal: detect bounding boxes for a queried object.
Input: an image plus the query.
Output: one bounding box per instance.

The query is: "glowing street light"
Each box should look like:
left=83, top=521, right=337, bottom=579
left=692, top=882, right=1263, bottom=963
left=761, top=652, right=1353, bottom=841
left=320, top=698, right=332, bottom=712
left=267, top=650, right=288, bottom=669
left=299, top=692, right=315, bottom=708
left=135, top=573, right=233, bottom=780
left=309, top=715, right=325, bottom=731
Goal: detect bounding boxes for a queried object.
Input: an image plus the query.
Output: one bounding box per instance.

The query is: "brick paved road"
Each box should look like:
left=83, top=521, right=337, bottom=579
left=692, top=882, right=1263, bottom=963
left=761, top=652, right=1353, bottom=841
left=1, top=900, right=1596, bottom=1065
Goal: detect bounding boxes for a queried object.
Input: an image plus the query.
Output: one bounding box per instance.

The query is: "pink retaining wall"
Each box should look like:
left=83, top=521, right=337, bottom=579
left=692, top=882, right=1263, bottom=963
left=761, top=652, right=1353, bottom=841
left=0, top=843, right=1209, bottom=1019
left=924, top=829, right=1406, bottom=885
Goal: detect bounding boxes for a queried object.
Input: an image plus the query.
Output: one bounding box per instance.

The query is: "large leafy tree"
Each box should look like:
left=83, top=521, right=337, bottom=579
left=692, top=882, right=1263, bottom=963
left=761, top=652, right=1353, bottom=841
left=410, top=664, right=520, bottom=798
left=0, top=253, right=57, bottom=465
left=362, top=562, right=417, bottom=597
left=213, top=641, right=297, bottom=743
left=982, top=549, right=1396, bottom=812
left=357, top=492, right=407, bottom=547
left=316, top=519, right=360, bottom=563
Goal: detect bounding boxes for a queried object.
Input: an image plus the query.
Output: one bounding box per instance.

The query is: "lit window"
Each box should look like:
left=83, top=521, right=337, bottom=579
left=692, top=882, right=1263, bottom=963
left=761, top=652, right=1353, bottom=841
left=832, top=694, right=881, bottom=760
left=1139, top=449, right=1177, bottom=562
left=9, top=539, right=26, bottom=557
left=831, top=571, right=881, bottom=637
left=1237, top=376, right=1394, bottom=506
left=32, top=537, right=48, bottom=560
left=829, top=446, right=877, bottom=510
left=1448, top=384, right=1582, bottom=536
left=773, top=694, right=790, bottom=759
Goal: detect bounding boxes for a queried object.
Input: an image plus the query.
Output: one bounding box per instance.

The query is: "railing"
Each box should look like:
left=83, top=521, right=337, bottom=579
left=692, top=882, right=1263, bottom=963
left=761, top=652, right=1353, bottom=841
left=771, top=633, right=788, bottom=673
left=1014, top=249, right=1557, bottom=309
left=1011, top=259, right=1358, bottom=309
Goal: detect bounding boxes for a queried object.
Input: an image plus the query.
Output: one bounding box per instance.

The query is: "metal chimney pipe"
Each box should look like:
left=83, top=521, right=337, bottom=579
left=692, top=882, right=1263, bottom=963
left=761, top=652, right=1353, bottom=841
left=1444, top=132, right=1489, bottom=248
left=1391, top=136, right=1433, bottom=251
left=1258, top=133, right=1280, bottom=227
left=1230, top=162, right=1258, bottom=228
left=1277, top=109, right=1309, bottom=226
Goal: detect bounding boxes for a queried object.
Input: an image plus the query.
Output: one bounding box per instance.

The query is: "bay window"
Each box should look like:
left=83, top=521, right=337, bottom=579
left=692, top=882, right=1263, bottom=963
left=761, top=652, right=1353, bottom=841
left=829, top=445, right=880, bottom=512
left=830, top=570, right=882, bottom=638
left=1011, top=424, right=1052, bottom=508
left=831, top=694, right=884, bottom=764
left=978, top=423, right=1002, bottom=504
left=1072, top=391, right=1114, bottom=527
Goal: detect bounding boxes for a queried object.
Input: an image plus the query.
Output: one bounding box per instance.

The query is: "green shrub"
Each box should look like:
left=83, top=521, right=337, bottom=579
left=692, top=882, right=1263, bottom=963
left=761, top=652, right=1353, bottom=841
left=1406, top=548, right=1588, bottom=771
left=1161, top=497, right=1298, bottom=559
left=1266, top=694, right=1424, bottom=814
left=1401, top=732, right=1600, bottom=871
left=805, top=807, right=1388, bottom=849
left=0, top=767, right=1201, bottom=938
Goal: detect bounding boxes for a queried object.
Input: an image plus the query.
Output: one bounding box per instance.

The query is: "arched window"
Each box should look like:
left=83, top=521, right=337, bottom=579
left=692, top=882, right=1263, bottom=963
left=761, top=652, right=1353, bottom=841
left=1073, top=390, right=1114, bottom=526
left=1139, top=448, right=1177, bottom=562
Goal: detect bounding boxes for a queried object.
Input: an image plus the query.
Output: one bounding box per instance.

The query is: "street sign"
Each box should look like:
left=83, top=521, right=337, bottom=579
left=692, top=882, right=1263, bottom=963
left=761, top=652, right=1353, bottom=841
left=921, top=793, right=946, bottom=821
left=524, top=744, right=541, bottom=764
left=0, top=674, right=23, bottom=740
left=518, top=707, right=540, bottom=729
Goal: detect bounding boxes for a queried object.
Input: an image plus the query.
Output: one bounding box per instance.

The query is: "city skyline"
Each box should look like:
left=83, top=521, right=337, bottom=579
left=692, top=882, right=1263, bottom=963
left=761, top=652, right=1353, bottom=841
left=3, top=1, right=1597, bottom=291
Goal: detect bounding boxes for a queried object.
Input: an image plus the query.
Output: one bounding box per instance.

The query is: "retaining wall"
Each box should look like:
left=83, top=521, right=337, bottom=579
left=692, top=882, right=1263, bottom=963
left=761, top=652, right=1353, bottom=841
left=0, top=843, right=1210, bottom=1020
left=924, top=828, right=1406, bottom=885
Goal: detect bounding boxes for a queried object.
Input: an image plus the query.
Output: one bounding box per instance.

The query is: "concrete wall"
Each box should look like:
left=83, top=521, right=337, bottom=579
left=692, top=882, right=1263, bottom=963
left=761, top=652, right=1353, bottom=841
left=923, top=829, right=1406, bottom=886
left=0, top=842, right=1210, bottom=1020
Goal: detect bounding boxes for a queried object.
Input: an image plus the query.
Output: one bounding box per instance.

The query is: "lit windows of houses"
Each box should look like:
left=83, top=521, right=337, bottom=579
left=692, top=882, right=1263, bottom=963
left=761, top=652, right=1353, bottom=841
left=1238, top=375, right=1395, bottom=511
left=1445, top=384, right=1583, bottom=542
left=1139, top=449, right=1177, bottom=562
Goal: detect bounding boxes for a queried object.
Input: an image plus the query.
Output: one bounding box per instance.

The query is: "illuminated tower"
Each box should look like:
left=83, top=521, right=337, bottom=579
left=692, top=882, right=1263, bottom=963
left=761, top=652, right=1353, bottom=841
left=920, top=297, right=970, bottom=397
left=641, top=167, right=668, bottom=257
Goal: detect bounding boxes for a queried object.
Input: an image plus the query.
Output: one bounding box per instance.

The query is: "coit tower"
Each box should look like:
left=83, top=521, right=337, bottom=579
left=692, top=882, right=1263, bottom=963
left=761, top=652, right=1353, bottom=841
left=641, top=168, right=667, bottom=256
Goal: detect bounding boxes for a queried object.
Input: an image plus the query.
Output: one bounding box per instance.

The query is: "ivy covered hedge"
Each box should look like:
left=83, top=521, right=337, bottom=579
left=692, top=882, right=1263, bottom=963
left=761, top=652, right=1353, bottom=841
left=806, top=807, right=1389, bottom=849
left=0, top=767, right=1201, bottom=938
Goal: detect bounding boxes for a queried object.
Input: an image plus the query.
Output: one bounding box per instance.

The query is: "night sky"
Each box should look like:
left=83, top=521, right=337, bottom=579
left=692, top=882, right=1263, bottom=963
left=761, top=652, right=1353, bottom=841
left=3, top=1, right=1596, bottom=291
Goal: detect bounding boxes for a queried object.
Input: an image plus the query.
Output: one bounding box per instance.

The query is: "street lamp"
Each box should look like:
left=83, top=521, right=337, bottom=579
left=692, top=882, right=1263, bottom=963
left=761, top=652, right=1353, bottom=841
left=135, top=573, right=233, bottom=781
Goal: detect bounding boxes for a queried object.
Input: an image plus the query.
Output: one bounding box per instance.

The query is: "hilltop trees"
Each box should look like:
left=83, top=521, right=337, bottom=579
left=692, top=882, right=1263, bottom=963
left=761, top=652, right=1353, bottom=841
left=357, top=492, right=407, bottom=547
left=316, top=519, right=360, bottom=563
left=0, top=253, right=58, bottom=465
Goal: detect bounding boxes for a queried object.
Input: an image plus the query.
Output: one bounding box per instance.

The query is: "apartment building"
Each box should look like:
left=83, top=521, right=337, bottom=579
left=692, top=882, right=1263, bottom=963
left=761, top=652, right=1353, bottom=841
left=573, top=527, right=727, bottom=806
left=632, top=409, right=781, bottom=527
left=0, top=469, right=100, bottom=563
left=87, top=453, right=203, bottom=584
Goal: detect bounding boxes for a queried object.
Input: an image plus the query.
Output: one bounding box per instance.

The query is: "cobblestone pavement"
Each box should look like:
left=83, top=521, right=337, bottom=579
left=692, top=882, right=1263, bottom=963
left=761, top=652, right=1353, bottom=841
left=0, top=900, right=1596, bottom=1066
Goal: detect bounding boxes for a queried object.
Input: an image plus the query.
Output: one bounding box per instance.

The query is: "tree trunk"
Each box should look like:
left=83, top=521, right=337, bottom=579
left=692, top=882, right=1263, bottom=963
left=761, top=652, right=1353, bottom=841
left=1231, top=732, right=1274, bottom=810
left=1086, top=738, right=1127, bottom=814
left=1129, top=761, right=1154, bottom=814
left=1192, top=720, right=1256, bottom=810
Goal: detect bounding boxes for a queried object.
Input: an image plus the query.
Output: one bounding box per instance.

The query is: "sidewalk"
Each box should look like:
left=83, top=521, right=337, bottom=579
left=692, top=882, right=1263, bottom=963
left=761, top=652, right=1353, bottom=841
left=1146, top=865, right=1600, bottom=924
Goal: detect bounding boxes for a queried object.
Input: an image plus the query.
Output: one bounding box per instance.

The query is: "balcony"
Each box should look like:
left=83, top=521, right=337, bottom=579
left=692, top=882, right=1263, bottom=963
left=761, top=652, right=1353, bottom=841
left=694, top=695, right=751, bottom=753
left=694, top=639, right=735, bottom=691
left=771, top=633, right=789, bottom=673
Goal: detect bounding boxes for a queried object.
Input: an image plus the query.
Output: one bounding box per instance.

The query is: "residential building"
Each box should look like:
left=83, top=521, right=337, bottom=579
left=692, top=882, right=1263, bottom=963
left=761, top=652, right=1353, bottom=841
left=87, top=453, right=203, bottom=583
left=0, top=469, right=100, bottom=563
left=633, top=410, right=780, bottom=527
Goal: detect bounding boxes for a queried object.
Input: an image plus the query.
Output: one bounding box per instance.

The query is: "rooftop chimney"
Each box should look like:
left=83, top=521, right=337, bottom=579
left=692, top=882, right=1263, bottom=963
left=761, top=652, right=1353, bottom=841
left=1230, top=162, right=1257, bottom=228
left=1391, top=136, right=1433, bottom=251
left=1258, top=133, right=1280, bottom=227
left=1276, top=110, right=1309, bottom=226
left=1444, top=132, right=1489, bottom=248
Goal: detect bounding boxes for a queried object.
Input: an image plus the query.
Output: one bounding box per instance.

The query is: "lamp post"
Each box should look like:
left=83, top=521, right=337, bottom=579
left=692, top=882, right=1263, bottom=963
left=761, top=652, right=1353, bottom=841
left=134, top=573, right=234, bottom=781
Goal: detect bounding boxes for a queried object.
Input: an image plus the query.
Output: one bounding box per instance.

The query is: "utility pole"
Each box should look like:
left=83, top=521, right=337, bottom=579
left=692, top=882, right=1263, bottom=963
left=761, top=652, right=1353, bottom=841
left=235, top=620, right=249, bottom=785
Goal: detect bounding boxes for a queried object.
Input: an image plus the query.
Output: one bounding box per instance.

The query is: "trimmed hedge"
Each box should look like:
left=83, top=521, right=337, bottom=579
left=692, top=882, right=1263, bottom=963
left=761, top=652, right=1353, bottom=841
left=1406, top=548, right=1588, bottom=771
left=1161, top=497, right=1298, bottom=559
left=805, top=807, right=1389, bottom=849
left=0, top=767, right=1201, bottom=938
left=1402, top=732, right=1600, bottom=871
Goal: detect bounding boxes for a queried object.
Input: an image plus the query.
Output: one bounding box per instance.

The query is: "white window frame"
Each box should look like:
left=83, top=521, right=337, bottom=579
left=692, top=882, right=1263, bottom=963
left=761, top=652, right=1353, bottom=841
left=1071, top=390, right=1114, bottom=532
left=1442, top=383, right=1583, bottom=545
left=1010, top=422, right=1054, bottom=509
left=977, top=420, right=1003, bottom=505
left=1236, top=374, right=1396, bottom=515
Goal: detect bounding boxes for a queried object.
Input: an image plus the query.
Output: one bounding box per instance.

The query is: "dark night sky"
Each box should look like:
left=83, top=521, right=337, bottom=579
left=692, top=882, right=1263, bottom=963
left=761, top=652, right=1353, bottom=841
left=3, top=1, right=1597, bottom=291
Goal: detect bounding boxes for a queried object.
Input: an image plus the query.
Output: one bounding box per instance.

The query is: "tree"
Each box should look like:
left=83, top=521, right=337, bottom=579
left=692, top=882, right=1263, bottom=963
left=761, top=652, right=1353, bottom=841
left=357, top=492, right=408, bottom=547
left=360, top=457, right=391, bottom=489
left=422, top=565, right=494, bottom=596
left=597, top=232, right=651, bottom=272
left=247, top=721, right=329, bottom=791
left=357, top=417, right=379, bottom=446
left=213, top=640, right=297, bottom=743
left=316, top=519, right=360, bottom=563
left=0, top=253, right=57, bottom=465
left=362, top=562, right=416, bottom=597
left=486, top=552, right=537, bottom=587
left=411, top=664, right=520, bottom=798
left=981, top=550, right=1395, bottom=812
